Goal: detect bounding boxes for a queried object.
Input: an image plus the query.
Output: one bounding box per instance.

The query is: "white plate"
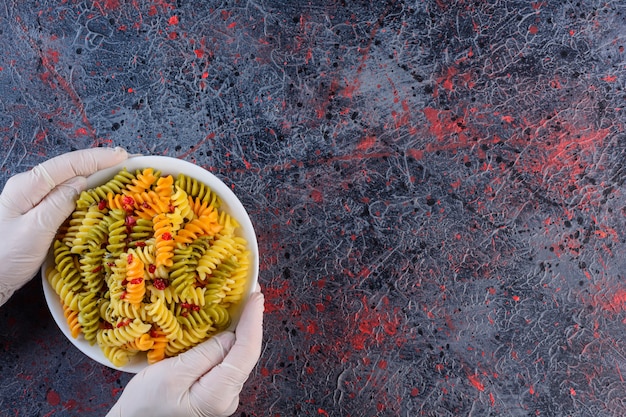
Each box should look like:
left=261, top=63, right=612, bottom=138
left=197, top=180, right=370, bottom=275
left=41, top=156, right=259, bottom=373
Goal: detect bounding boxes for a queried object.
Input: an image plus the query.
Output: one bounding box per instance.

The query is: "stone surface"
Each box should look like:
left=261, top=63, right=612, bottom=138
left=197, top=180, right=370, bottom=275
left=1, top=1, right=626, bottom=416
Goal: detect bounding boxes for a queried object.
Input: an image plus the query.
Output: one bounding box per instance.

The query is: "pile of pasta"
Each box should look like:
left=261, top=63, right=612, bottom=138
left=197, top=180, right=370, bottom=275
left=46, top=167, right=250, bottom=367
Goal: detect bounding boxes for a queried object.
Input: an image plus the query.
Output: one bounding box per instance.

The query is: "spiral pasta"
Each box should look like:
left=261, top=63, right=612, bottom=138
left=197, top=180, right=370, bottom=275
left=174, top=206, right=222, bottom=245
left=124, top=333, right=155, bottom=352
left=196, top=235, right=241, bottom=280
left=102, top=345, right=135, bottom=368
left=124, top=250, right=146, bottom=306
left=124, top=168, right=159, bottom=195
left=79, top=247, right=106, bottom=294
left=153, top=213, right=175, bottom=269
left=76, top=168, right=136, bottom=209
left=78, top=291, right=100, bottom=343
left=147, top=327, right=169, bottom=364
left=132, top=191, right=170, bottom=220
left=47, top=267, right=79, bottom=312
left=46, top=167, right=252, bottom=367
left=145, top=297, right=183, bottom=340
left=71, top=205, right=106, bottom=253
left=175, top=173, right=221, bottom=209
left=61, top=208, right=87, bottom=248
left=106, top=209, right=128, bottom=256
left=165, top=322, right=215, bottom=357
left=53, top=241, right=82, bottom=292
left=171, top=186, right=193, bottom=220
left=63, top=302, right=81, bottom=338
left=96, top=318, right=152, bottom=347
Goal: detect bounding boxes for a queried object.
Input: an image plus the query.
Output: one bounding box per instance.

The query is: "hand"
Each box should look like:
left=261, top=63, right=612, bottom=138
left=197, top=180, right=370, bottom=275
left=0, top=147, right=129, bottom=305
left=106, top=291, right=265, bottom=417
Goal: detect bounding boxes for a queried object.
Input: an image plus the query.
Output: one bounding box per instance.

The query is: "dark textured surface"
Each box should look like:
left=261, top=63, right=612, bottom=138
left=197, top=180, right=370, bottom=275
left=1, top=1, right=626, bottom=416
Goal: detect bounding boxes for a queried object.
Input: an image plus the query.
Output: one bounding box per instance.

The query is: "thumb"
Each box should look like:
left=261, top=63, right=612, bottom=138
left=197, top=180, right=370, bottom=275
left=166, top=331, right=236, bottom=386
left=27, top=176, right=86, bottom=231
left=191, top=292, right=265, bottom=397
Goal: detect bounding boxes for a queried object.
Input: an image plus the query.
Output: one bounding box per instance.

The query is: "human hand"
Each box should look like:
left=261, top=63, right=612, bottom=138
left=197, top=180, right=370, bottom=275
left=106, top=290, right=265, bottom=417
left=0, top=147, right=129, bottom=306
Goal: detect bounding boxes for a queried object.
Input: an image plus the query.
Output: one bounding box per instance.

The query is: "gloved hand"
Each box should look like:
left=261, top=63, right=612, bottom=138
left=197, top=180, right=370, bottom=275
left=0, top=147, right=129, bottom=306
left=106, top=290, right=265, bottom=417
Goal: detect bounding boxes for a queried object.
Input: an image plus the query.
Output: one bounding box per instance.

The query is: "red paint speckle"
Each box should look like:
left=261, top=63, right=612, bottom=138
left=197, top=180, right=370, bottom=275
left=46, top=49, right=60, bottom=64
left=74, top=127, right=89, bottom=136
left=468, top=374, right=485, bottom=392
left=356, top=135, right=377, bottom=151
left=105, top=0, right=120, bottom=9
left=46, top=390, right=61, bottom=406
left=310, top=189, right=323, bottom=203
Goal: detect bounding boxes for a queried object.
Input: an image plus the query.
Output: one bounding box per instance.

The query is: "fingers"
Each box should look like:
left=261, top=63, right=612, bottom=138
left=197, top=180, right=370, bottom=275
left=0, top=147, right=128, bottom=214
left=38, top=146, right=129, bottom=187
left=224, top=291, right=265, bottom=373
left=193, top=291, right=264, bottom=398
left=168, top=331, right=236, bottom=386
left=27, top=176, right=86, bottom=231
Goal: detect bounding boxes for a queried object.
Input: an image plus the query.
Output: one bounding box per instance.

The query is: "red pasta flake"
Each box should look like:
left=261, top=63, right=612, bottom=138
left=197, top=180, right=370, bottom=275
left=127, top=253, right=134, bottom=264
left=116, top=318, right=132, bottom=328
left=92, top=265, right=103, bottom=273
left=180, top=302, right=200, bottom=311
left=98, top=200, right=107, bottom=210
left=129, top=278, right=143, bottom=285
left=120, top=291, right=127, bottom=300
left=148, top=264, right=157, bottom=274
left=162, top=232, right=172, bottom=241
left=135, top=241, right=146, bottom=247
left=122, top=196, right=135, bottom=206
left=125, top=216, right=137, bottom=226
left=153, top=278, right=168, bottom=290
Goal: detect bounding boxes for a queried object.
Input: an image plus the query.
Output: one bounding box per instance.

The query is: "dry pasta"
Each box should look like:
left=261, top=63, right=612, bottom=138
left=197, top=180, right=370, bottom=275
left=47, top=168, right=251, bottom=367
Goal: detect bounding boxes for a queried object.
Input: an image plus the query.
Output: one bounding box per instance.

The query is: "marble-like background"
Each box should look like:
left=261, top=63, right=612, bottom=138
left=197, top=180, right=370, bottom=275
left=1, top=1, right=626, bottom=416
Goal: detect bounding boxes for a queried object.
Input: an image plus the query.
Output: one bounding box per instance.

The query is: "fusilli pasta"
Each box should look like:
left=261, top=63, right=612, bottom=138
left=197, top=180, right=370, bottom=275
left=46, top=167, right=251, bottom=367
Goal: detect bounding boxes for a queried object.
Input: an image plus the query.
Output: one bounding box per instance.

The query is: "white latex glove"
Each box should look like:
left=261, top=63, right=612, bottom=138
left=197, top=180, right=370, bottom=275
left=0, top=147, right=129, bottom=306
left=106, top=291, right=265, bottom=417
